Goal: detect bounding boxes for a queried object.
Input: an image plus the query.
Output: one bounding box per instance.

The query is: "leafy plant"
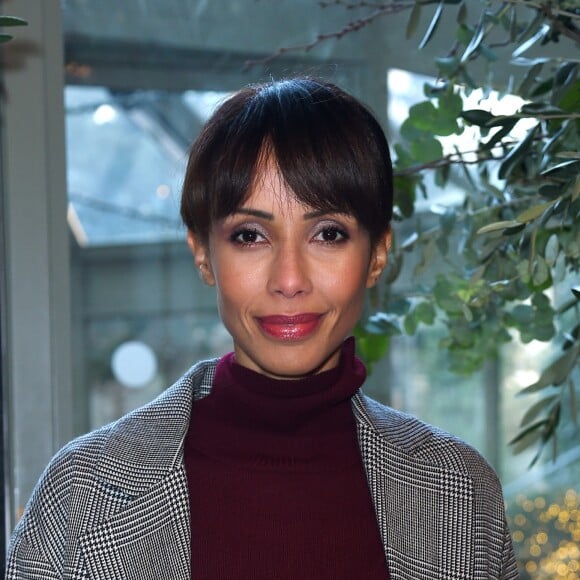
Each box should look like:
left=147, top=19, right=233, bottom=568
left=258, top=0, right=580, bottom=463
left=0, top=15, right=27, bottom=44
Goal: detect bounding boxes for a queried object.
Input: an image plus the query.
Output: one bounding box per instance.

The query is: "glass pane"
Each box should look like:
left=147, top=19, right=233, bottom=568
left=65, top=86, right=231, bottom=246
left=57, top=4, right=579, bottom=578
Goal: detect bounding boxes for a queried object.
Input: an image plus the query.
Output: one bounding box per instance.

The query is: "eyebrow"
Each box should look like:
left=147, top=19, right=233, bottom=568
left=233, top=208, right=338, bottom=221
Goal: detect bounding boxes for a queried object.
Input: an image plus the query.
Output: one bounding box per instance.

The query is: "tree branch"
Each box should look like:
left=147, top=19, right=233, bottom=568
left=244, top=1, right=413, bottom=69
left=497, top=0, right=580, bottom=21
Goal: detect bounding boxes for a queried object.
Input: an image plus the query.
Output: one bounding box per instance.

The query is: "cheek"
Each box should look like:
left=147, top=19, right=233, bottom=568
left=322, top=259, right=369, bottom=307
left=213, top=263, right=257, bottom=312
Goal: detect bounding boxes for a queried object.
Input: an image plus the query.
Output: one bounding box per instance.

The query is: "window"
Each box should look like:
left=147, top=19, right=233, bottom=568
left=2, top=3, right=577, bottom=576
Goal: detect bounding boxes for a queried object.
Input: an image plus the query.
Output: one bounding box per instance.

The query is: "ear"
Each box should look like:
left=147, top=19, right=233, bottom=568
left=366, top=229, right=391, bottom=289
left=187, top=231, right=216, bottom=286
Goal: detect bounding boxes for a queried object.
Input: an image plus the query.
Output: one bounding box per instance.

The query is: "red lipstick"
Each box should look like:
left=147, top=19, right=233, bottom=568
left=257, top=313, right=322, bottom=341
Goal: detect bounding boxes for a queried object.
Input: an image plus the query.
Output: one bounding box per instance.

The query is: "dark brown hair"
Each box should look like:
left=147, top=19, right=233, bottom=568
left=180, top=78, right=393, bottom=244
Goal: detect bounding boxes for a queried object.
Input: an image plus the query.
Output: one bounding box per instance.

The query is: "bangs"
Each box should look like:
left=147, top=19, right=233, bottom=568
left=181, top=78, right=393, bottom=243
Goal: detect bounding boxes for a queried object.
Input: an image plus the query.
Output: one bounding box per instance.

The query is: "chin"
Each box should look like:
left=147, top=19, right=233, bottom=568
left=259, top=350, right=339, bottom=379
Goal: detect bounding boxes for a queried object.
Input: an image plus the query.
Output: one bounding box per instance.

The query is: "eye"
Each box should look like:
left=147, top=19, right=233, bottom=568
left=230, top=227, right=266, bottom=245
left=313, top=225, right=349, bottom=244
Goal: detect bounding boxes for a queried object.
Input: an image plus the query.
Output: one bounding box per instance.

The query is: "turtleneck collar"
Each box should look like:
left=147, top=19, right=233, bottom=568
left=211, top=336, right=365, bottom=431
left=186, top=337, right=367, bottom=464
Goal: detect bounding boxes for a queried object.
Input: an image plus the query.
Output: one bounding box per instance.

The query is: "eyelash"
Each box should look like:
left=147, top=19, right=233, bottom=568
left=313, top=225, right=350, bottom=244
left=230, top=227, right=265, bottom=246
left=229, top=223, right=350, bottom=247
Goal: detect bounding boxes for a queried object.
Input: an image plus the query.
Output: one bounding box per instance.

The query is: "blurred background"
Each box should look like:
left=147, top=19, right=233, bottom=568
left=1, top=1, right=578, bottom=577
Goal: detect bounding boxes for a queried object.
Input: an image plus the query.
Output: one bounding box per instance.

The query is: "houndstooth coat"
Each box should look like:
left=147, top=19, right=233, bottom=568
left=7, top=359, right=519, bottom=579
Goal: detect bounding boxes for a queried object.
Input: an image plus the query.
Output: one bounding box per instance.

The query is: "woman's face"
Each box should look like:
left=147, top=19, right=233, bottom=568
left=188, top=158, right=389, bottom=379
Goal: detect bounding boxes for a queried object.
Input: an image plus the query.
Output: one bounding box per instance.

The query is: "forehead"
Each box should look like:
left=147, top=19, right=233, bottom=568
left=242, top=155, right=308, bottom=217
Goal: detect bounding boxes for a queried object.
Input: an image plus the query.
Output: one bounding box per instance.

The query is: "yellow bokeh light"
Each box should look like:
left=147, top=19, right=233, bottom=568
left=537, top=532, right=548, bottom=544
left=525, top=561, right=538, bottom=573
left=556, top=562, right=568, bottom=576
left=510, top=490, right=580, bottom=579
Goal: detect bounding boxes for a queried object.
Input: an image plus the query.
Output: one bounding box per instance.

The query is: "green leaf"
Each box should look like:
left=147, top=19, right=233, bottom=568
left=461, top=21, right=484, bottom=62
left=516, top=200, right=559, bottom=223
left=554, top=62, right=576, bottom=88
left=481, top=119, right=518, bottom=151
left=461, top=109, right=494, bottom=126
left=404, top=313, right=417, bottom=335
left=513, top=23, right=549, bottom=58
left=439, top=90, right=463, bottom=120
left=530, top=77, right=554, bottom=97
left=519, top=102, right=563, bottom=115
left=406, top=2, right=422, bottom=39
left=479, top=45, right=498, bottom=62
left=0, top=16, right=28, bottom=27
left=509, top=419, right=547, bottom=447
left=414, top=237, right=438, bottom=277
left=456, top=23, right=473, bottom=46
left=355, top=331, right=390, bottom=366
left=559, top=80, right=580, bottom=113
left=400, top=117, right=425, bottom=142
left=510, top=304, right=533, bottom=325
left=0, top=33, right=13, bottom=43
left=508, top=6, right=517, bottom=42
left=498, top=124, right=539, bottom=180
left=502, top=223, right=526, bottom=236
left=439, top=209, right=456, bottom=236
left=435, top=56, right=460, bottom=75
left=393, top=175, right=417, bottom=219
left=418, top=1, right=443, bottom=49
left=365, top=312, right=401, bottom=336
left=544, top=234, right=559, bottom=266
left=519, top=395, right=559, bottom=427
left=541, top=160, right=579, bottom=179
left=435, top=164, right=450, bottom=187
left=410, top=136, right=443, bottom=163
left=570, top=379, right=577, bottom=427
left=518, top=62, right=543, bottom=98
left=456, top=1, right=467, bottom=25
left=519, top=343, right=580, bottom=395
left=405, top=99, right=460, bottom=136
left=532, top=256, right=550, bottom=288
left=556, top=151, right=580, bottom=160
left=415, top=301, right=436, bottom=325
left=477, top=220, right=520, bottom=234
left=461, top=303, right=473, bottom=322
left=433, top=276, right=464, bottom=314
left=573, top=176, right=580, bottom=202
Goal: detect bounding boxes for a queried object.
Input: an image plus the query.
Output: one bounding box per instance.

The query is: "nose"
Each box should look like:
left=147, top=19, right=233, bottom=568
left=267, top=242, right=312, bottom=298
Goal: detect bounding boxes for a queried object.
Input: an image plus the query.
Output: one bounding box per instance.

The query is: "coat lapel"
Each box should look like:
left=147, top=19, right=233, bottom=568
left=353, top=394, right=475, bottom=580
left=79, top=468, right=190, bottom=579
left=77, top=363, right=216, bottom=579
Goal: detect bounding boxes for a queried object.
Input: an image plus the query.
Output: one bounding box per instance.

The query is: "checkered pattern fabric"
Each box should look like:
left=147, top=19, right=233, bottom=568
left=7, top=359, right=519, bottom=579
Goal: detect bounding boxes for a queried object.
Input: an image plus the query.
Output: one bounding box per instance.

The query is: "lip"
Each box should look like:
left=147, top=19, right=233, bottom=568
left=257, top=313, right=323, bottom=341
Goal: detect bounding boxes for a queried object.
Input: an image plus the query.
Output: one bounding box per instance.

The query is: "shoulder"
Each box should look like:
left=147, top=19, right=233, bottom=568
left=353, top=393, right=500, bottom=486
left=9, top=359, right=218, bottom=550
left=47, top=357, right=218, bottom=470
left=57, top=357, right=218, bottom=472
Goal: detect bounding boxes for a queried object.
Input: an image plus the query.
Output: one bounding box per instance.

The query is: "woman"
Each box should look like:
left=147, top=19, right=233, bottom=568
left=7, top=78, right=518, bottom=579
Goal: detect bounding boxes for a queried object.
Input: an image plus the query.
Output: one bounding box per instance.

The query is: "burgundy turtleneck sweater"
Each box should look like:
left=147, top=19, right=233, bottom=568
left=184, top=339, right=390, bottom=579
